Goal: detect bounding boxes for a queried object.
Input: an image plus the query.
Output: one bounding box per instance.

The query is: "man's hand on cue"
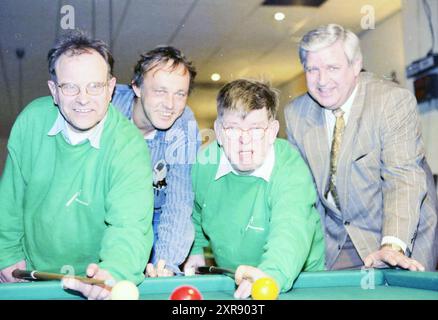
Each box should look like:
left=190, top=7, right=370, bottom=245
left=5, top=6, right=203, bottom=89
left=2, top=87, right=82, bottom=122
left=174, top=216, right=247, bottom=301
left=62, top=263, right=115, bottom=300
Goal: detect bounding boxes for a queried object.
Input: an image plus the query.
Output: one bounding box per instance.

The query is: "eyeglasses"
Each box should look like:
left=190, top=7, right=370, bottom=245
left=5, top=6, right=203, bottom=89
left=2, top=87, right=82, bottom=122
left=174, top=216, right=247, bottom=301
left=57, top=81, right=108, bottom=96
left=221, top=123, right=269, bottom=141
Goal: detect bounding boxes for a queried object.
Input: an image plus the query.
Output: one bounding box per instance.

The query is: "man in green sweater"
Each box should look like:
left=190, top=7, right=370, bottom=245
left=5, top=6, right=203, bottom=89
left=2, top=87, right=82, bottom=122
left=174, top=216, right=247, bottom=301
left=0, top=31, right=154, bottom=300
left=183, top=79, right=325, bottom=299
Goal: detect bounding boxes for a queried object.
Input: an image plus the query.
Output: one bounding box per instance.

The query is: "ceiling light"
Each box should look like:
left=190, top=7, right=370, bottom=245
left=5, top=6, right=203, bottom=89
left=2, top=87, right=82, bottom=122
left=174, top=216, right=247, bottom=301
left=263, top=0, right=327, bottom=7
left=274, top=12, right=285, bottom=21
left=211, top=73, right=221, bottom=81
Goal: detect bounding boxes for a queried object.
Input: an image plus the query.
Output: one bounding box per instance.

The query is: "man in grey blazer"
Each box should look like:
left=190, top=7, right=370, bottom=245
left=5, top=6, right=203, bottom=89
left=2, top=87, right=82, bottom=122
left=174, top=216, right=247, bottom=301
left=285, top=24, right=438, bottom=271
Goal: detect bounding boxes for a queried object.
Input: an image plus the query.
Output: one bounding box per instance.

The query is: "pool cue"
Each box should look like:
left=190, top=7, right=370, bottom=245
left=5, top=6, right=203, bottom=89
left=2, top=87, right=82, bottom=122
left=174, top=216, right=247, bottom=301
left=195, top=266, right=235, bottom=279
left=12, top=269, right=113, bottom=290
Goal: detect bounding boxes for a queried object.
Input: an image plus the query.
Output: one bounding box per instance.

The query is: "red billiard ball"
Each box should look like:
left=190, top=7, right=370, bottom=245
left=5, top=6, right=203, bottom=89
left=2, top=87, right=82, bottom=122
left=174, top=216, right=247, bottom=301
left=169, top=285, right=203, bottom=300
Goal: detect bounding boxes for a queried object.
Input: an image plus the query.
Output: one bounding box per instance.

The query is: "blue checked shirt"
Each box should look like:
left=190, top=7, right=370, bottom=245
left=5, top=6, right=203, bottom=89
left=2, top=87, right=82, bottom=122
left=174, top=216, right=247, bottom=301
left=112, top=84, right=200, bottom=274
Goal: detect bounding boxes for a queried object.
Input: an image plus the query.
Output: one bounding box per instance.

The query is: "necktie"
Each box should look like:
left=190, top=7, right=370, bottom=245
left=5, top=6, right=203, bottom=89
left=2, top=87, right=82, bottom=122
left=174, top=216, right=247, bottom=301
left=327, top=108, right=345, bottom=209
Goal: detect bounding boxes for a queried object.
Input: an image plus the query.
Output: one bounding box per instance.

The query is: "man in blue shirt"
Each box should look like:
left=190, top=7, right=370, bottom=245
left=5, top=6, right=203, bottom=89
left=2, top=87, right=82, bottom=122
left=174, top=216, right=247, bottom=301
left=112, top=46, right=200, bottom=276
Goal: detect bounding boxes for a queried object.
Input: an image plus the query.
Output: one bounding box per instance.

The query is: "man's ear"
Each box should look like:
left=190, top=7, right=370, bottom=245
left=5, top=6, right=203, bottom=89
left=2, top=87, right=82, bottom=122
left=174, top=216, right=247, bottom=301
left=214, top=119, right=223, bottom=146
left=132, top=82, right=142, bottom=98
left=108, top=76, right=117, bottom=97
left=268, top=120, right=279, bottom=144
left=47, top=80, right=59, bottom=105
left=353, top=57, right=363, bottom=76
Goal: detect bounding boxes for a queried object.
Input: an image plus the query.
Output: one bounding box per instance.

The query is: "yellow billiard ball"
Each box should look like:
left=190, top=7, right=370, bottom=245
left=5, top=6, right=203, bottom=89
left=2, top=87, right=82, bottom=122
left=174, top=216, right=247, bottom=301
left=251, top=277, right=279, bottom=300
left=110, top=280, right=139, bottom=300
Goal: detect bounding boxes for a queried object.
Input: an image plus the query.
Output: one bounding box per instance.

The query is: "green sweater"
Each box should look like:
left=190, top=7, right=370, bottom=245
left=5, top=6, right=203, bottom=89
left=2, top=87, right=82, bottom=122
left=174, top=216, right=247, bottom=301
left=0, top=96, right=154, bottom=284
left=191, top=139, right=325, bottom=292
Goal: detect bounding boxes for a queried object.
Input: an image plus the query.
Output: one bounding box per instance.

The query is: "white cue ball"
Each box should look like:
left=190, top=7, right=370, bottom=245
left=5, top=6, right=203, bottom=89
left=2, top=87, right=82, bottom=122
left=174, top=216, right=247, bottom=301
left=110, top=280, right=139, bottom=300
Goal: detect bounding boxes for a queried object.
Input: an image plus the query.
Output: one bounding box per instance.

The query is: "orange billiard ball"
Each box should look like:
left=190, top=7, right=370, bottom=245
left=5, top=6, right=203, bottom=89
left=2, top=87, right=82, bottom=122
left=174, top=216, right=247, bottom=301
left=251, top=277, right=279, bottom=300
left=169, top=285, right=203, bottom=300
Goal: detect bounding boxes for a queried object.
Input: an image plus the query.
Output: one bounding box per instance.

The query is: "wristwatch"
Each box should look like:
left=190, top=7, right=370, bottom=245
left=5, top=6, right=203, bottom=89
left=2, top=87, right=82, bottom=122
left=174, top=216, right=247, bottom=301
left=381, top=243, right=404, bottom=254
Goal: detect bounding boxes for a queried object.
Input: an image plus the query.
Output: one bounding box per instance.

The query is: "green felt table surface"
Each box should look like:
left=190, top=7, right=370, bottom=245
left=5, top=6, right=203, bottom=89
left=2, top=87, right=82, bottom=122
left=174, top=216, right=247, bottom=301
left=0, top=269, right=437, bottom=300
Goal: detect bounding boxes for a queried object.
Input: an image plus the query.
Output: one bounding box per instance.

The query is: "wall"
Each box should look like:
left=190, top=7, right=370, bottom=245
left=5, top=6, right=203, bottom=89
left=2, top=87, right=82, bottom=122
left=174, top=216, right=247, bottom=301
left=402, top=0, right=438, bottom=174
left=188, top=85, right=219, bottom=131
left=360, top=12, right=406, bottom=87
left=187, top=85, right=220, bottom=145
left=277, top=74, right=307, bottom=139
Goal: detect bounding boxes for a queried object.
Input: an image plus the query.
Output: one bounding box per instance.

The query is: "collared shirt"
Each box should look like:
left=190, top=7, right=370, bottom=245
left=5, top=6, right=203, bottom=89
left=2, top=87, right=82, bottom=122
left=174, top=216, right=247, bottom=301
left=111, top=84, right=200, bottom=273
left=144, top=130, right=157, bottom=140
left=0, top=96, right=154, bottom=285
left=324, top=85, right=358, bottom=148
left=323, top=85, right=406, bottom=253
left=323, top=85, right=358, bottom=208
left=190, top=139, right=325, bottom=291
left=47, top=110, right=107, bottom=149
left=215, top=145, right=276, bottom=182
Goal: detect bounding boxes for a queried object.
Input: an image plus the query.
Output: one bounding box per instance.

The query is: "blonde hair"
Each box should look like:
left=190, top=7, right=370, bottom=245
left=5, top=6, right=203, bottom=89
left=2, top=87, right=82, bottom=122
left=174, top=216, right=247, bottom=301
left=216, top=79, right=279, bottom=121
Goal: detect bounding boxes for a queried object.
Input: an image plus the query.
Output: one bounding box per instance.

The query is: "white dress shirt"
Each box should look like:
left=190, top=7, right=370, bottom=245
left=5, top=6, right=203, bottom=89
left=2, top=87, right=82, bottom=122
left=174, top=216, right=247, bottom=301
left=48, top=111, right=107, bottom=149
left=215, top=145, right=276, bottom=182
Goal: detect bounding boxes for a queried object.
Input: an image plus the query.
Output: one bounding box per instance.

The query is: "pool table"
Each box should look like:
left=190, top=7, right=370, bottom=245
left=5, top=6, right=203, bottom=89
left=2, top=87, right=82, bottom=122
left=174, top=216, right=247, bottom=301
left=0, top=269, right=437, bottom=300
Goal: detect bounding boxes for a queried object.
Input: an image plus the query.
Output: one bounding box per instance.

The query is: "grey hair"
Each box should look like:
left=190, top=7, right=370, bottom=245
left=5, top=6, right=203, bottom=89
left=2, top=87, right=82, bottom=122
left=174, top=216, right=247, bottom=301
left=299, top=24, right=362, bottom=67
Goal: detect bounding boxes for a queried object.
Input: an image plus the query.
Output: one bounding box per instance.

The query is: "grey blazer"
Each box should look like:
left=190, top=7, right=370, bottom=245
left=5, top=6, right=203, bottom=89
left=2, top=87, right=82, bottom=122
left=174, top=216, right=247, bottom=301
left=284, top=72, right=438, bottom=270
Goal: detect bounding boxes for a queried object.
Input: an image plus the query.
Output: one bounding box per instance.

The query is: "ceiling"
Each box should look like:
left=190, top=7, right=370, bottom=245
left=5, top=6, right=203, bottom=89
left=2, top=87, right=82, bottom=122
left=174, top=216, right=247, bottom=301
left=0, top=0, right=401, bottom=136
